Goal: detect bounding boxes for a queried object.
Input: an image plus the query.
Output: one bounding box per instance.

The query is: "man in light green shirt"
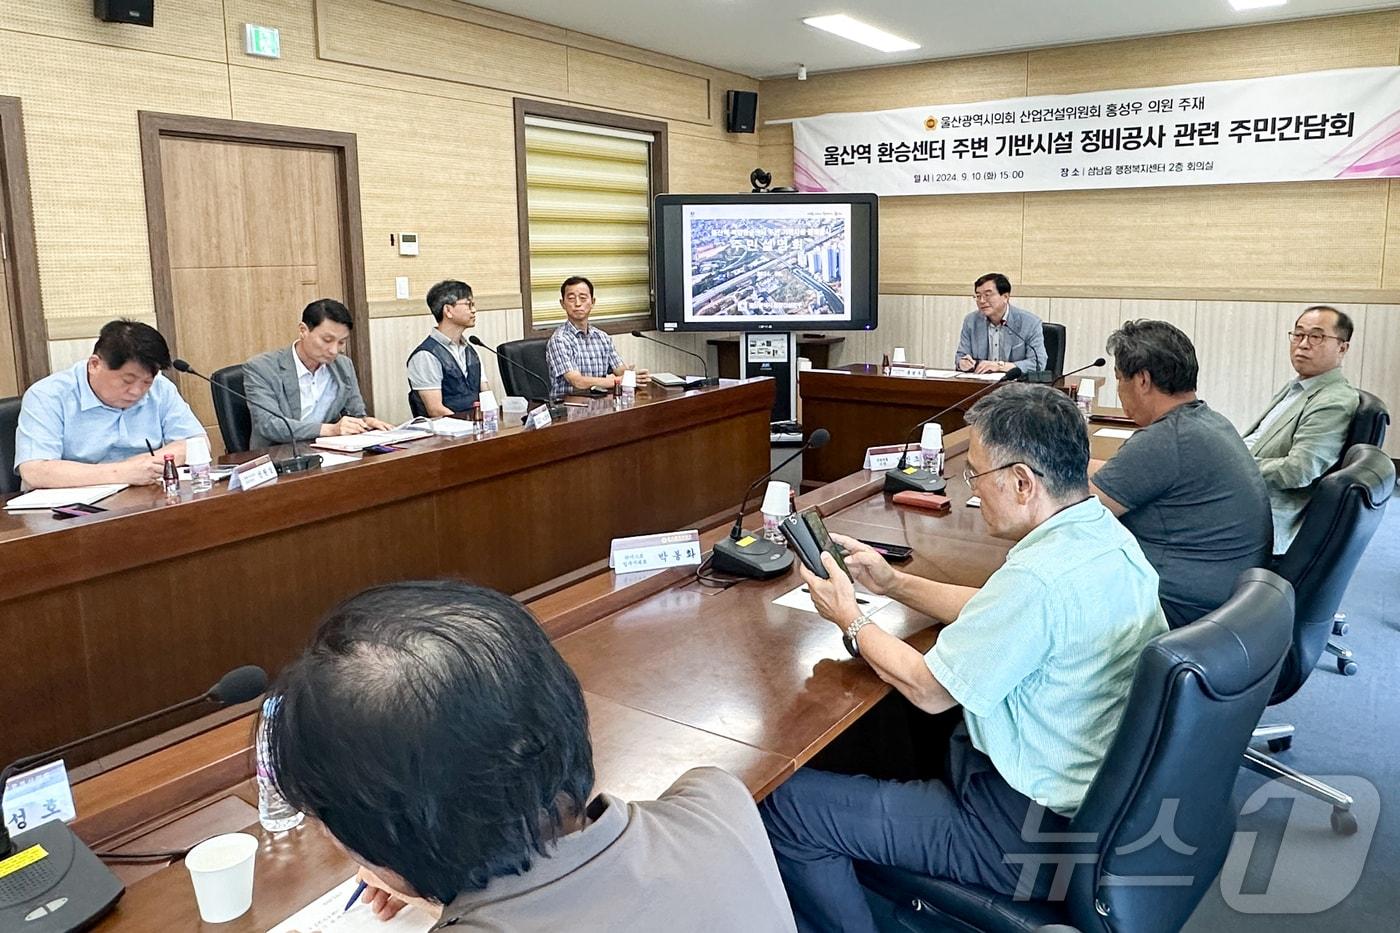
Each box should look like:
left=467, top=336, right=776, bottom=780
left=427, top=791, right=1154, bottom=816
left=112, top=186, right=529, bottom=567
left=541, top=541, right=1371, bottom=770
left=761, top=384, right=1168, bottom=933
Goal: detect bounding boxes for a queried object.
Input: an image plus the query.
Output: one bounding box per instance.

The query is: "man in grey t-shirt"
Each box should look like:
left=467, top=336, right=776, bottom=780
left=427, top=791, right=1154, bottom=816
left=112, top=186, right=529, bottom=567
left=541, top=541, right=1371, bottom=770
left=1090, top=320, right=1272, bottom=628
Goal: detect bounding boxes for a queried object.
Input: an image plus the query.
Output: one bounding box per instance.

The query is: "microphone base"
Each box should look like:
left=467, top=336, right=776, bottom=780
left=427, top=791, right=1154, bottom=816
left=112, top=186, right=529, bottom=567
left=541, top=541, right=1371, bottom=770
left=0, top=819, right=124, bottom=932
left=884, top=467, right=947, bottom=495
left=275, top=454, right=322, bottom=474
left=711, top=533, right=794, bottom=580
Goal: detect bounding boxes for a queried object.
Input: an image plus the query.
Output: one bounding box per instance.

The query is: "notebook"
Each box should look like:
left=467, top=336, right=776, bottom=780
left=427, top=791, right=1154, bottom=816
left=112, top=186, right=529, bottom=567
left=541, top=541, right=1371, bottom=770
left=4, top=484, right=128, bottom=511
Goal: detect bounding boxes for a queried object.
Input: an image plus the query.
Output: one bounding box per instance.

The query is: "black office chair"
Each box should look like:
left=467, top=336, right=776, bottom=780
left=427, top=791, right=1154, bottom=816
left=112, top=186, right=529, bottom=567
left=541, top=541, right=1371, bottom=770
left=497, top=337, right=552, bottom=399
left=0, top=396, right=21, bottom=494
left=210, top=364, right=253, bottom=454
left=858, top=569, right=1293, bottom=933
left=1322, top=390, right=1389, bottom=674
left=407, top=389, right=428, bottom=419
left=1245, top=443, right=1393, bottom=834
left=1041, top=323, right=1066, bottom=382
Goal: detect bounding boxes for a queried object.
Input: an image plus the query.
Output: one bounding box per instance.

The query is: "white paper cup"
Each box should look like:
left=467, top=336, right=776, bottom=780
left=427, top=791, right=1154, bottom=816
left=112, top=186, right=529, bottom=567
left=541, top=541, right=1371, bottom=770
left=186, top=832, right=259, bottom=923
left=891, top=347, right=907, bottom=363
left=185, top=434, right=211, bottom=466
left=797, top=357, right=813, bottom=371
left=760, top=480, right=792, bottom=517
left=621, top=369, right=638, bottom=389
left=1077, top=377, right=1097, bottom=400
left=920, top=423, right=942, bottom=448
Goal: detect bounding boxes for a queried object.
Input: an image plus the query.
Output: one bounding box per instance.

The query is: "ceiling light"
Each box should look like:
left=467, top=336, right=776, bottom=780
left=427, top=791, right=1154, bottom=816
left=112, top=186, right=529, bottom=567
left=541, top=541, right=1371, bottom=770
left=1229, top=0, right=1287, bottom=11
left=802, top=14, right=920, bottom=53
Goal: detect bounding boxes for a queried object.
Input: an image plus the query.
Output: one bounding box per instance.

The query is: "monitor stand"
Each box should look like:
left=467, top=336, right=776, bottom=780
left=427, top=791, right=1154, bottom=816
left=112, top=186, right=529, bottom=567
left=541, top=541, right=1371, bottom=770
left=739, top=333, right=799, bottom=440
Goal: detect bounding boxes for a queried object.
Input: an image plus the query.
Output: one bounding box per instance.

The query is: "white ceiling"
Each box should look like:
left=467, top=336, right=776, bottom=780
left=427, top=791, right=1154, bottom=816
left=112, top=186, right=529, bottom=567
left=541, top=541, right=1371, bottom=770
left=465, top=1, right=1400, bottom=78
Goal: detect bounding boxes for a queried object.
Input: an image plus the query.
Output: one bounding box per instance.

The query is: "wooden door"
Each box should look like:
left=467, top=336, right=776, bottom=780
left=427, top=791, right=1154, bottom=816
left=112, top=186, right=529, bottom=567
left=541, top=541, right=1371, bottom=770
left=157, top=137, right=348, bottom=448
left=0, top=211, right=19, bottom=398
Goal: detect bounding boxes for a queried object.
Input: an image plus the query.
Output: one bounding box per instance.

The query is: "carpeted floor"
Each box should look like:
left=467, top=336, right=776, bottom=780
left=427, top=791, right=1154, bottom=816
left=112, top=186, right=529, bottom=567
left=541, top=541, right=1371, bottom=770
left=1185, top=494, right=1400, bottom=931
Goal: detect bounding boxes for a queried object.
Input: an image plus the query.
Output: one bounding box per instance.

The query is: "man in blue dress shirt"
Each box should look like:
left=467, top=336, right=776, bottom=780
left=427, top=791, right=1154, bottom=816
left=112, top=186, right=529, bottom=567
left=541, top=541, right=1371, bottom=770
left=14, top=319, right=206, bottom=489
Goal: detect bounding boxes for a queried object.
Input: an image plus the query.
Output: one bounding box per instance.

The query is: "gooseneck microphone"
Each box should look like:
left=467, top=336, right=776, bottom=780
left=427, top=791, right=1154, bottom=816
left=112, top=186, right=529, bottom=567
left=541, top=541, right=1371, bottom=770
left=0, top=665, right=268, bottom=930
left=467, top=336, right=568, bottom=421
left=1052, top=357, right=1108, bottom=387
left=629, top=331, right=716, bottom=386
left=711, top=428, right=830, bottom=579
left=885, top=367, right=1025, bottom=494
left=173, top=360, right=321, bottom=474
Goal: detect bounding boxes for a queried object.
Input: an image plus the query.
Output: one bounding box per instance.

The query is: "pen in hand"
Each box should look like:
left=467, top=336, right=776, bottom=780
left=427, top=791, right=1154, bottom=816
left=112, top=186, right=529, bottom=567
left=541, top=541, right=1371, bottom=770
left=344, top=879, right=368, bottom=912
left=145, top=439, right=156, bottom=458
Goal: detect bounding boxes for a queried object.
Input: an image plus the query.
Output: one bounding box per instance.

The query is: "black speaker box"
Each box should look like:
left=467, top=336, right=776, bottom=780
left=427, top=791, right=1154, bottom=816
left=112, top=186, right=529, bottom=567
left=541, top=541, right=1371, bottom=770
left=726, top=90, right=758, bottom=134
left=94, top=0, right=154, bottom=27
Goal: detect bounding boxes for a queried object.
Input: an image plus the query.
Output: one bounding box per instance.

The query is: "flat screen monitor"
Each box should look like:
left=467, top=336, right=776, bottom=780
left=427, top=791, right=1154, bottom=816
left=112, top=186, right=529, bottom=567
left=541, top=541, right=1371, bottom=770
left=653, top=192, right=878, bottom=333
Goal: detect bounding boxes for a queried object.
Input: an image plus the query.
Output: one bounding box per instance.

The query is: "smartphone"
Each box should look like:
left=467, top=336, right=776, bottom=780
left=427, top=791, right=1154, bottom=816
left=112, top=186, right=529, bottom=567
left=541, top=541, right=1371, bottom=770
left=52, top=503, right=106, bottom=520
left=779, top=509, right=851, bottom=579
left=858, top=539, right=914, bottom=563
left=363, top=444, right=402, bottom=454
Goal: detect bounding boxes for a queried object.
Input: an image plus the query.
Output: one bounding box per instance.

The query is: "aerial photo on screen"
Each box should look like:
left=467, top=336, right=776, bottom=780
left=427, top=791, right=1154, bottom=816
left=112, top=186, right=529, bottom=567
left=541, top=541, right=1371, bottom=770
left=682, top=203, right=852, bottom=321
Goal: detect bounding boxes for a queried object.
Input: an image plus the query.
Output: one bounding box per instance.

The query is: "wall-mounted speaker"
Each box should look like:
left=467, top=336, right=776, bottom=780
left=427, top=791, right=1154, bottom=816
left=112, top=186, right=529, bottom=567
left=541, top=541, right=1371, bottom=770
left=94, top=0, right=154, bottom=27
left=726, top=90, right=759, bottom=134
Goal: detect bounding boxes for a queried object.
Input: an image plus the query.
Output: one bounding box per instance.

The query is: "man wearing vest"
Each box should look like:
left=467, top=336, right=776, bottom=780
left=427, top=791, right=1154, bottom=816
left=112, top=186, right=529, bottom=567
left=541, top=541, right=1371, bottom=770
left=408, top=280, right=484, bottom=417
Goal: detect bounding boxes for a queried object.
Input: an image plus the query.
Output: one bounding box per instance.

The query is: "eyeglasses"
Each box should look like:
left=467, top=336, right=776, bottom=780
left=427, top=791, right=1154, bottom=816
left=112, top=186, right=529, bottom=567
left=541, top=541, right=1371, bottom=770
left=1287, top=330, right=1344, bottom=347
left=962, top=461, right=1045, bottom=490
left=454, top=298, right=475, bottom=309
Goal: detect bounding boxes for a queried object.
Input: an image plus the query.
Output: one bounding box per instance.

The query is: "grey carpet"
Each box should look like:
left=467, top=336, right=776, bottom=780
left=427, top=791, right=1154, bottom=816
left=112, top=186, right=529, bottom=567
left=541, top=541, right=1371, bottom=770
left=1185, top=493, right=1400, bottom=931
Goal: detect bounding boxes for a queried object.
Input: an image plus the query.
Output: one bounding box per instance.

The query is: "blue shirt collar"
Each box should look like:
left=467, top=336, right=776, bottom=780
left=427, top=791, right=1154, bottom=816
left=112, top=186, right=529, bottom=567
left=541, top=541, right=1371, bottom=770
left=1008, top=496, right=1103, bottom=556
left=73, top=358, right=157, bottom=416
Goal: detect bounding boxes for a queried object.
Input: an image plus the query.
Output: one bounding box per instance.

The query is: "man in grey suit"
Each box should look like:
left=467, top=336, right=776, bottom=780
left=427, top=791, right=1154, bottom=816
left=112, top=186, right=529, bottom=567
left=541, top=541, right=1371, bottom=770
left=243, top=298, right=392, bottom=450
left=1243, top=305, right=1360, bottom=553
left=955, top=273, right=1048, bottom=374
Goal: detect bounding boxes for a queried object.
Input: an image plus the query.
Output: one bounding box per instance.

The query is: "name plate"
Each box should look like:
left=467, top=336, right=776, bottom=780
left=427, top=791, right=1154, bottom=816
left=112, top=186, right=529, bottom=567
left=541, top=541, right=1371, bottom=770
left=863, top=444, right=923, bottom=470
left=525, top=406, right=553, bottom=430
left=888, top=364, right=925, bottom=379
left=3, top=760, right=77, bottom=834
left=229, top=454, right=278, bottom=491
left=609, top=530, right=702, bottom=574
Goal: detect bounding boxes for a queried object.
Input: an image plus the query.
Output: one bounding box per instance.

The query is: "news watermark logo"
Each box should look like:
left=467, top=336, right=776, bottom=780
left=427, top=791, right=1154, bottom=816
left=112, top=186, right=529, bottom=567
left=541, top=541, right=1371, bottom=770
left=1001, top=776, right=1379, bottom=915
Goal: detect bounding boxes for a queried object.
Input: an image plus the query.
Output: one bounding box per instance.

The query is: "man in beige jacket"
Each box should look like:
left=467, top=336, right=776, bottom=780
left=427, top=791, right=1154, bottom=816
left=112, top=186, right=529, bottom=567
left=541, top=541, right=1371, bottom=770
left=1242, top=305, right=1360, bottom=553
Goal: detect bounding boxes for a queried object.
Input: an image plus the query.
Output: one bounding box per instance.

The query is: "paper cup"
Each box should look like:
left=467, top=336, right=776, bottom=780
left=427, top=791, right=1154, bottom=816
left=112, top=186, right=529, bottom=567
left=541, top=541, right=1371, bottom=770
left=621, top=369, right=638, bottom=389
left=920, top=423, right=942, bottom=448
left=760, top=480, right=792, bottom=517
left=797, top=357, right=813, bottom=371
left=1077, top=378, right=1096, bottom=400
left=186, top=832, right=259, bottom=923
left=891, top=347, right=907, bottom=363
left=185, top=435, right=211, bottom=465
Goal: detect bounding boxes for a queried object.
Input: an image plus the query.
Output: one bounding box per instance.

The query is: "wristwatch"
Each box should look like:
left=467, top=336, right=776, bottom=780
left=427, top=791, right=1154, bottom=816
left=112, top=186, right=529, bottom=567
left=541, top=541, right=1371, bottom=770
left=843, top=610, right=878, bottom=658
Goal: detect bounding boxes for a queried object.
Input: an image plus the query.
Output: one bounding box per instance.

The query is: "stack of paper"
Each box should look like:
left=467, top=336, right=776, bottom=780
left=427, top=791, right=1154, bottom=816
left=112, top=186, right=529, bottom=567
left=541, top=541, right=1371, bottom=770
left=4, top=484, right=128, bottom=510
left=267, top=877, right=434, bottom=933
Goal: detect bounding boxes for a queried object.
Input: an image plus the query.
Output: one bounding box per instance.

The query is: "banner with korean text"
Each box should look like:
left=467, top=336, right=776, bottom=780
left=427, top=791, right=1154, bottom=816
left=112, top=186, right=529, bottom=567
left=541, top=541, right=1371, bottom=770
left=789, top=67, right=1400, bottom=196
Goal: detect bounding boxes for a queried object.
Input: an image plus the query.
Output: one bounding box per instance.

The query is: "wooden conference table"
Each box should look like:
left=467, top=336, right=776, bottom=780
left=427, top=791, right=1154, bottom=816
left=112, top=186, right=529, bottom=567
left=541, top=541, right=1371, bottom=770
left=800, top=364, right=1010, bottom=484
left=0, top=380, right=772, bottom=769
left=73, top=422, right=1132, bottom=931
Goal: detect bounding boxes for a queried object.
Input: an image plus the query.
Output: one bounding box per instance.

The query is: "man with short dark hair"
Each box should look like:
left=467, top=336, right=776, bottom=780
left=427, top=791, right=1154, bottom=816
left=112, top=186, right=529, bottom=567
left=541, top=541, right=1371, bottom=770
left=264, top=580, right=796, bottom=932
left=1090, top=319, right=1271, bottom=628
left=544, top=276, right=648, bottom=395
left=14, top=319, right=206, bottom=488
left=242, top=298, right=391, bottom=449
left=1243, top=305, right=1360, bottom=553
left=955, top=273, right=1048, bottom=374
left=763, top=385, right=1167, bottom=933
left=407, top=280, right=484, bottom=417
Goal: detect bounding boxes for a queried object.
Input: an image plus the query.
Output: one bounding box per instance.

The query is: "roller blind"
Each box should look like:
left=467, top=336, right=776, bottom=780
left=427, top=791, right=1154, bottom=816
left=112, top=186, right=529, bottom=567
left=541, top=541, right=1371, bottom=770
left=523, top=117, right=655, bottom=328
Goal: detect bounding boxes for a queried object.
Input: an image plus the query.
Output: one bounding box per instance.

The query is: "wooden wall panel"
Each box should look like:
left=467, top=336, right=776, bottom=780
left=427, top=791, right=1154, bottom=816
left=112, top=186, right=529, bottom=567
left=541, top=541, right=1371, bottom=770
left=1027, top=11, right=1400, bottom=95
left=1021, top=181, right=1390, bottom=291
left=881, top=194, right=1024, bottom=288
left=0, top=0, right=227, bottom=63
left=567, top=48, right=710, bottom=124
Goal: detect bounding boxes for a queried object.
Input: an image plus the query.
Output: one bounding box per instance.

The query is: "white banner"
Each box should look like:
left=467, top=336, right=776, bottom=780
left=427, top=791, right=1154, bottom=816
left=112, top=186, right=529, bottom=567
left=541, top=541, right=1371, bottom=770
left=790, top=67, right=1400, bottom=196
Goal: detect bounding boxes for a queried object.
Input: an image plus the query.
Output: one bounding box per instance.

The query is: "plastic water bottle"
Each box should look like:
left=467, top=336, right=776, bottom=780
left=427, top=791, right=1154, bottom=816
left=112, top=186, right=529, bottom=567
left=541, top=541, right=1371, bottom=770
left=187, top=436, right=213, bottom=493
left=256, top=698, right=304, bottom=833
left=920, top=423, right=944, bottom=477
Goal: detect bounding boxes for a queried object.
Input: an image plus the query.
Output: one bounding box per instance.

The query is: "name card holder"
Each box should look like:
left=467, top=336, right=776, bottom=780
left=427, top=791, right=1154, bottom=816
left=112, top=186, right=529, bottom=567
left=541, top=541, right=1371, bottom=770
left=525, top=406, right=553, bottom=430
left=609, top=530, right=702, bottom=574
left=888, top=364, right=926, bottom=379
left=2, top=760, right=77, bottom=833
left=863, top=444, right=924, bottom=470
left=229, top=455, right=278, bottom=491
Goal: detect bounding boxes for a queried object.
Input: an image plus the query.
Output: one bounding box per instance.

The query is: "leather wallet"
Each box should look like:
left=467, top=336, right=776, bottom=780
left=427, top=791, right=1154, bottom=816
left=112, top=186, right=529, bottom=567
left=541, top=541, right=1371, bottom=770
left=892, top=491, right=952, bottom=513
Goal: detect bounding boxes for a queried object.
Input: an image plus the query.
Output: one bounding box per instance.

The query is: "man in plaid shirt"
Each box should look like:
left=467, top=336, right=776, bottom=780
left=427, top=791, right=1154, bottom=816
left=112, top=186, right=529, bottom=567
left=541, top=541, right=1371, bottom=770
left=545, top=276, right=649, bottom=396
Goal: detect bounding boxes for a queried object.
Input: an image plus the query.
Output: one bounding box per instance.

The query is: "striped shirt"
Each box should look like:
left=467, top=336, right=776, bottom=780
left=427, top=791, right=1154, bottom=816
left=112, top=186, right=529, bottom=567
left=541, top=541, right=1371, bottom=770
left=546, top=319, right=623, bottom=396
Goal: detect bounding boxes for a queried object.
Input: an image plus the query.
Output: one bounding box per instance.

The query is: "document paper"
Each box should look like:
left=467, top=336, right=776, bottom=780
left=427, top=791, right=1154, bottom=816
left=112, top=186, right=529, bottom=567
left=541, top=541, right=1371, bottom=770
left=3, top=484, right=127, bottom=510
left=266, top=877, right=434, bottom=933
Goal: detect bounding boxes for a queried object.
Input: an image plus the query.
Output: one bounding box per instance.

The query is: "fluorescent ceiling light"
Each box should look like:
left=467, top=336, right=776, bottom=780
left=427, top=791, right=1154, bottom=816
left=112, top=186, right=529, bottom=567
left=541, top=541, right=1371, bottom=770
left=1229, top=0, right=1287, bottom=10
left=803, top=14, right=920, bottom=53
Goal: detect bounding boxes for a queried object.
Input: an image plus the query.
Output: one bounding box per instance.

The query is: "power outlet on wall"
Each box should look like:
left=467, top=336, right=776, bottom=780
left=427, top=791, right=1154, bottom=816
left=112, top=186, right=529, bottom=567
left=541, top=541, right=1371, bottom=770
left=395, top=276, right=410, bottom=300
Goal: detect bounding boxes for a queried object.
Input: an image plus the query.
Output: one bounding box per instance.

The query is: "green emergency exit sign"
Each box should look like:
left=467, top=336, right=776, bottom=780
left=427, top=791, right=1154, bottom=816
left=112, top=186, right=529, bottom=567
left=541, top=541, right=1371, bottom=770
left=244, top=24, right=281, bottom=59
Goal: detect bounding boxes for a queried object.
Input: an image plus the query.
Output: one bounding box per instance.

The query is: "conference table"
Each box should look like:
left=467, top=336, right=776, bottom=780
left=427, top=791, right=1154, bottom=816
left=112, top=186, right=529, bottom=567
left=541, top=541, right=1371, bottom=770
left=70, top=420, right=1133, bottom=931
left=799, top=364, right=1011, bottom=484
left=0, top=380, right=773, bottom=770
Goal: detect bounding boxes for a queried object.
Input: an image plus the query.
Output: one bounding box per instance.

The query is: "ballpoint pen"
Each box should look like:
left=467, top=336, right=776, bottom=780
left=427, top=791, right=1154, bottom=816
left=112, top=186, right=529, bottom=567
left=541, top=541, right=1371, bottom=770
left=344, top=879, right=368, bottom=912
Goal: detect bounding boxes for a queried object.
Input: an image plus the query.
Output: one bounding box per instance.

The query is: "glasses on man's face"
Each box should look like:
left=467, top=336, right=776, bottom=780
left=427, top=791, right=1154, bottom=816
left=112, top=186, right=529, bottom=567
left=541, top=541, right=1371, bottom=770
left=455, top=298, right=475, bottom=310
left=1287, top=330, right=1343, bottom=347
left=962, top=461, right=1045, bottom=490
